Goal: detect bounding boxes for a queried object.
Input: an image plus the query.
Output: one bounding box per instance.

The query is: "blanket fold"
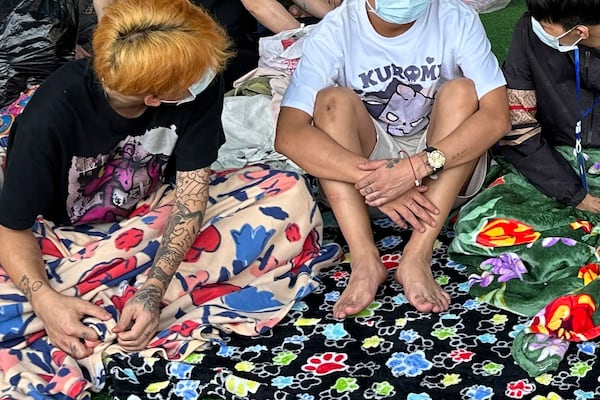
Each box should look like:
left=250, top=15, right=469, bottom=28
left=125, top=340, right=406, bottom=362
left=450, top=148, right=600, bottom=376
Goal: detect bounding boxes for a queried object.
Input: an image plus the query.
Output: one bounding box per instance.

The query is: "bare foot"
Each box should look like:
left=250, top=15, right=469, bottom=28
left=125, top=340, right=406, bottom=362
left=394, top=251, right=450, bottom=313
left=333, top=253, right=388, bottom=319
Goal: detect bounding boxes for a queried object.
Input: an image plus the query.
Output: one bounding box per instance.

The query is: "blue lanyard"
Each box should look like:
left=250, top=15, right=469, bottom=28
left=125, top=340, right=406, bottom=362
left=574, top=48, right=600, bottom=192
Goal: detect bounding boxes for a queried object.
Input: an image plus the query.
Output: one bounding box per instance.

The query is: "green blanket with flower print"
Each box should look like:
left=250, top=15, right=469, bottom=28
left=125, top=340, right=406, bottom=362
left=449, top=147, right=600, bottom=376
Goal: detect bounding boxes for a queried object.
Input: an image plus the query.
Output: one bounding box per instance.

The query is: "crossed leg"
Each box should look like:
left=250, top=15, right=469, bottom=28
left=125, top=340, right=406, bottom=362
left=394, top=78, right=479, bottom=312
left=312, top=87, right=388, bottom=319
left=313, top=78, right=481, bottom=316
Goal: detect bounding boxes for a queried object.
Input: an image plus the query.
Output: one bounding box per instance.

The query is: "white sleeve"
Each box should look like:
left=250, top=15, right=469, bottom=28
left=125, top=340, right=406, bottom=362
left=455, top=8, right=507, bottom=99
left=281, top=22, right=344, bottom=117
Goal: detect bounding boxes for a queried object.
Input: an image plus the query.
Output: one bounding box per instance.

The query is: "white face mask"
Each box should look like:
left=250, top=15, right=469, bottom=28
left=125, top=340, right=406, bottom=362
left=161, top=68, right=216, bottom=105
left=531, top=17, right=582, bottom=53
left=366, top=0, right=432, bottom=25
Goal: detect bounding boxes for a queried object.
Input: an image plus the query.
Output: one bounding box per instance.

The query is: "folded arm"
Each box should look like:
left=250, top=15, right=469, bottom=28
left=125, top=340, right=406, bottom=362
left=432, top=85, right=511, bottom=172
left=275, top=106, right=370, bottom=183
left=499, top=88, right=588, bottom=207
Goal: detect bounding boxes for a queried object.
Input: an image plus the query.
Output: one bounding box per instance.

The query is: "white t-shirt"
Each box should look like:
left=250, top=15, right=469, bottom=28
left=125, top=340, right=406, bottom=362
left=281, top=0, right=506, bottom=137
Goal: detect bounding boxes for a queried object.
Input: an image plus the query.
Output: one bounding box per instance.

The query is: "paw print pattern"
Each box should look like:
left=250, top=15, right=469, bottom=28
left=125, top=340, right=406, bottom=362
left=302, top=352, right=348, bottom=375
left=381, top=253, right=401, bottom=270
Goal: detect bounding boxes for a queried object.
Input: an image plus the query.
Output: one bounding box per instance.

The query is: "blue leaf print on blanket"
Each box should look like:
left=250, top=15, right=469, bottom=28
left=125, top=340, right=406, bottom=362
left=231, top=224, right=275, bottom=269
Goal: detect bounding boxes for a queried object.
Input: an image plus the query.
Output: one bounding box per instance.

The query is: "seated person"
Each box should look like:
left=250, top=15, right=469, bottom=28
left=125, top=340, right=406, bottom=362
left=499, top=0, right=600, bottom=209
left=275, top=0, right=510, bottom=317
left=447, top=0, right=600, bottom=376
left=0, top=0, right=340, bottom=397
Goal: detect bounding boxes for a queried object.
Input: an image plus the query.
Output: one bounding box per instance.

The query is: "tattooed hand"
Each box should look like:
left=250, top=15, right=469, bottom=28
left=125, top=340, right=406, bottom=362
left=113, top=284, right=161, bottom=351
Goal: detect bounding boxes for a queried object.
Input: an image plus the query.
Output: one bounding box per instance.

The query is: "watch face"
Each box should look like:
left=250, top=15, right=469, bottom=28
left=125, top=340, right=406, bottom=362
left=428, top=150, right=445, bottom=169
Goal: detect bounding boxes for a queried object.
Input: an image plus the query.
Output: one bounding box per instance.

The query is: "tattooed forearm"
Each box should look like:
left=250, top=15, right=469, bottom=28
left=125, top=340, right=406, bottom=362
left=19, top=275, right=43, bottom=300
left=174, top=169, right=210, bottom=212
left=154, top=201, right=204, bottom=268
left=147, top=264, right=174, bottom=291
left=147, top=168, right=210, bottom=292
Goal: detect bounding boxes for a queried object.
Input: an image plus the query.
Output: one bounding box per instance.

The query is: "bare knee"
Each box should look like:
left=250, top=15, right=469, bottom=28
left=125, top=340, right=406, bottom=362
left=313, top=87, right=362, bottom=130
left=436, top=78, right=478, bottom=112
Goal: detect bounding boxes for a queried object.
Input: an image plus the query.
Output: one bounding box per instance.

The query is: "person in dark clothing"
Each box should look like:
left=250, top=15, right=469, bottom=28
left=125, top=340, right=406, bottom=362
left=0, top=0, right=233, bottom=360
left=193, top=0, right=260, bottom=88
left=499, top=0, right=600, bottom=210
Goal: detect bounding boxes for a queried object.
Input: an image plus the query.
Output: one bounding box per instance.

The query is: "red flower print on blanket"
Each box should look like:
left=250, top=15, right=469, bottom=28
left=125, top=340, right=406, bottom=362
left=530, top=294, right=600, bottom=341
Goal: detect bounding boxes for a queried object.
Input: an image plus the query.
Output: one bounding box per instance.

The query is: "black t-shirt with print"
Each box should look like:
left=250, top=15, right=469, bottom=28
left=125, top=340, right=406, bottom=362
left=0, top=59, right=225, bottom=229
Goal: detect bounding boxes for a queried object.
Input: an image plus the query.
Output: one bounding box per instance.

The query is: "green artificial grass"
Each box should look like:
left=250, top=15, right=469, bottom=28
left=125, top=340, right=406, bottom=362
left=85, top=3, right=526, bottom=400
left=479, top=0, right=527, bottom=62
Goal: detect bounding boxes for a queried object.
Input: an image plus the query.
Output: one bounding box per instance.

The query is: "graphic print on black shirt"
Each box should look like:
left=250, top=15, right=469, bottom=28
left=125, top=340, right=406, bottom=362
left=67, top=126, right=177, bottom=224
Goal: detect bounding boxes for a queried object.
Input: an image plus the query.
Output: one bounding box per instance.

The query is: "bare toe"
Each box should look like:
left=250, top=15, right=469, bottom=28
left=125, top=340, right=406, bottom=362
left=394, top=258, right=450, bottom=313
left=333, top=256, right=387, bottom=319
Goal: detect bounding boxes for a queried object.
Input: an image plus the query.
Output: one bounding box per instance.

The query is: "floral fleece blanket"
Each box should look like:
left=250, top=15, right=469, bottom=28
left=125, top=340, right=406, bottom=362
left=450, top=151, right=600, bottom=377
left=0, top=90, right=342, bottom=400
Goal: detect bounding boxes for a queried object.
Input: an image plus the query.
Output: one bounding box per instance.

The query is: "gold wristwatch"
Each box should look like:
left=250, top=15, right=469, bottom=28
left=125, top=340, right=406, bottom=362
left=424, top=146, right=446, bottom=175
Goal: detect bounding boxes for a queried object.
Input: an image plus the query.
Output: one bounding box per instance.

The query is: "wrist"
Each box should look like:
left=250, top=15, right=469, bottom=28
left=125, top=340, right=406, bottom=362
left=30, top=284, right=59, bottom=310
left=418, top=147, right=447, bottom=178
left=415, top=152, right=433, bottom=179
left=142, top=278, right=167, bottom=296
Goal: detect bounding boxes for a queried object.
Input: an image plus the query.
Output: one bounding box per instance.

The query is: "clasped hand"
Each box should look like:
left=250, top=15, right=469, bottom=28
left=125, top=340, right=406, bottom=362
left=355, top=158, right=439, bottom=232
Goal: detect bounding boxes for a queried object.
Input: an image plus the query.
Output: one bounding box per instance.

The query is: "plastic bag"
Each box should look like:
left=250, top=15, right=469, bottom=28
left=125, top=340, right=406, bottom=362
left=258, top=24, right=315, bottom=75
left=463, top=0, right=511, bottom=13
left=0, top=0, right=79, bottom=107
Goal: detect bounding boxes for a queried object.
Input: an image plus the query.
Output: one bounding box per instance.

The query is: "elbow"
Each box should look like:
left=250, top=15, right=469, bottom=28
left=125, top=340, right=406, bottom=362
left=276, top=107, right=311, bottom=157
left=274, top=113, right=296, bottom=157
left=501, top=116, right=512, bottom=137
left=273, top=136, right=283, bottom=154
left=494, top=104, right=512, bottom=140
left=273, top=128, right=289, bottom=156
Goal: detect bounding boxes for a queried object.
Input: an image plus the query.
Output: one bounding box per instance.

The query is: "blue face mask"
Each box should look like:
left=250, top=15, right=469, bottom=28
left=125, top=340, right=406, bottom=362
left=161, top=68, right=216, bottom=105
left=530, top=17, right=582, bottom=53
left=366, top=0, right=432, bottom=25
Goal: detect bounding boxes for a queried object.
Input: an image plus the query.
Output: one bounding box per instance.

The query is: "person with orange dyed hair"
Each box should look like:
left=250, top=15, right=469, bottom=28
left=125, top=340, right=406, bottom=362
left=0, top=0, right=341, bottom=396
left=92, top=0, right=231, bottom=104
